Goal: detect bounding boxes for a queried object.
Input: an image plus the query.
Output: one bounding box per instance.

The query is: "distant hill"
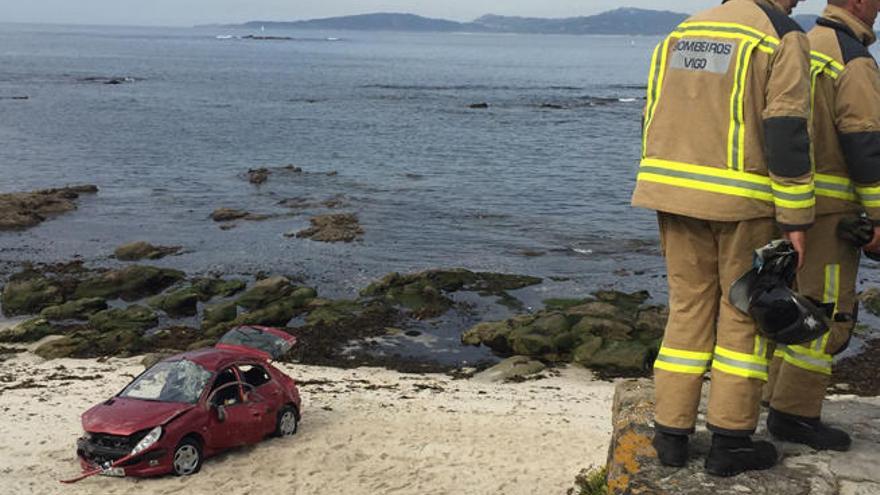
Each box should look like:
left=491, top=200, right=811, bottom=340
left=474, top=9, right=689, bottom=36
left=225, top=8, right=690, bottom=36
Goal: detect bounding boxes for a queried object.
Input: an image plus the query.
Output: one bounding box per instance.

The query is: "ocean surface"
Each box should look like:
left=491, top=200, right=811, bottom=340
left=1, top=23, right=877, bottom=364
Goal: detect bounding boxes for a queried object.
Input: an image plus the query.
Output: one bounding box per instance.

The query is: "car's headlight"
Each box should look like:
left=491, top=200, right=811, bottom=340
left=130, top=426, right=162, bottom=456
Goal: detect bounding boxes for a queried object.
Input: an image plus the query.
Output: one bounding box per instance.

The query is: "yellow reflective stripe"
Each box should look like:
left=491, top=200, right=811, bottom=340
left=773, top=348, right=785, bottom=358
left=753, top=335, right=767, bottom=359
left=771, top=182, right=816, bottom=209
left=674, top=22, right=778, bottom=53
left=643, top=38, right=671, bottom=158
left=654, top=346, right=712, bottom=375
left=712, top=345, right=769, bottom=380
left=638, top=158, right=776, bottom=201
left=658, top=346, right=713, bottom=360
left=815, top=174, right=857, bottom=201
left=810, top=50, right=844, bottom=77
left=856, top=185, right=880, bottom=207
left=823, top=264, right=840, bottom=313
left=728, top=40, right=756, bottom=170
left=782, top=345, right=832, bottom=375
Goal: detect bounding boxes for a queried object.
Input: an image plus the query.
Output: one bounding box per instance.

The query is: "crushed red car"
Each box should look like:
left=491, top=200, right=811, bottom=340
left=63, top=325, right=301, bottom=482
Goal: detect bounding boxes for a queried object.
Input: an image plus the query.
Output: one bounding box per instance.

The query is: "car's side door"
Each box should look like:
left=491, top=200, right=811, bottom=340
left=204, top=367, right=262, bottom=450
left=236, top=363, right=279, bottom=438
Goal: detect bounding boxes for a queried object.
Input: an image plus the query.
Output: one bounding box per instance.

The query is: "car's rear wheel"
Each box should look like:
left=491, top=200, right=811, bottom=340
left=172, top=438, right=202, bottom=476
left=275, top=405, right=298, bottom=437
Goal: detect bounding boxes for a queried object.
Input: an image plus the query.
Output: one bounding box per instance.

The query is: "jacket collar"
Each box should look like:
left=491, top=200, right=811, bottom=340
left=818, top=4, right=877, bottom=47
left=723, top=0, right=787, bottom=13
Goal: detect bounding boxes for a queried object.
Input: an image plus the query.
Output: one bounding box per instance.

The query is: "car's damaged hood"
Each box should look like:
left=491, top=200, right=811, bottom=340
left=82, top=398, right=194, bottom=436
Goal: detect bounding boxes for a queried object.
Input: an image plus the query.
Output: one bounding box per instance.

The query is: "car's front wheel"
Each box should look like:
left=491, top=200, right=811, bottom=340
left=172, top=438, right=203, bottom=476
left=275, top=405, right=298, bottom=437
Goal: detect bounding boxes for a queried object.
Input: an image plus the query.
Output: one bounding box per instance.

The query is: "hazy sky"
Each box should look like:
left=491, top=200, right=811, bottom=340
left=0, top=1, right=827, bottom=27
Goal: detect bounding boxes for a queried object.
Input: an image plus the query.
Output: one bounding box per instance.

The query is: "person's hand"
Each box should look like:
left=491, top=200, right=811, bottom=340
left=783, top=230, right=806, bottom=271
left=864, top=226, right=880, bottom=253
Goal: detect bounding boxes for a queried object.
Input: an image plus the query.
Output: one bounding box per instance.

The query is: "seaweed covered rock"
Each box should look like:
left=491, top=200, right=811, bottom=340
left=74, top=265, right=185, bottom=301
left=296, top=213, right=364, bottom=242
left=236, top=276, right=296, bottom=310
left=361, top=269, right=541, bottom=318
left=462, top=290, right=664, bottom=374
left=0, top=185, right=98, bottom=231
left=143, top=326, right=202, bottom=351
left=0, top=318, right=56, bottom=343
left=191, top=277, right=246, bottom=300
left=34, top=328, right=143, bottom=359
left=88, top=305, right=159, bottom=334
left=147, top=288, right=200, bottom=317
left=40, top=297, right=108, bottom=321
left=1, top=274, right=64, bottom=316
left=202, top=300, right=238, bottom=328
left=114, top=241, right=182, bottom=261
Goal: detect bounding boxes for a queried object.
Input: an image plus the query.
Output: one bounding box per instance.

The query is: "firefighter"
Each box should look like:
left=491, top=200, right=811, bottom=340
left=631, top=0, right=813, bottom=477
left=763, top=0, right=880, bottom=451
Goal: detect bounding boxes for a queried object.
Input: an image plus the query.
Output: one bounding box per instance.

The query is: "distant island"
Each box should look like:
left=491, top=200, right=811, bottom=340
left=217, top=8, right=690, bottom=36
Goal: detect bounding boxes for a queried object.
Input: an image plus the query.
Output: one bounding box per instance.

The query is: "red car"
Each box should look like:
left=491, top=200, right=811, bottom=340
left=65, top=325, right=301, bottom=483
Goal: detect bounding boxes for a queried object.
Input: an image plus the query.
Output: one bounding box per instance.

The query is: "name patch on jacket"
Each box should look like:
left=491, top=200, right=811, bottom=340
left=669, top=38, right=735, bottom=74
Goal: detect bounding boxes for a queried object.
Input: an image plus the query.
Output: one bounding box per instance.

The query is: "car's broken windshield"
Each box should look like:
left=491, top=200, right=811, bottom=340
left=120, top=359, right=212, bottom=404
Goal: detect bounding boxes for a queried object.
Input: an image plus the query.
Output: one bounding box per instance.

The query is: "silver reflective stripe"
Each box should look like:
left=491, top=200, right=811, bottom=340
left=859, top=192, right=880, bottom=201
left=655, top=355, right=712, bottom=368
left=816, top=180, right=854, bottom=194
left=712, top=354, right=768, bottom=373
left=729, top=40, right=752, bottom=171
left=813, top=333, right=826, bottom=352
left=755, top=336, right=766, bottom=359
left=785, top=347, right=831, bottom=371
left=638, top=166, right=772, bottom=193
left=772, top=189, right=815, bottom=202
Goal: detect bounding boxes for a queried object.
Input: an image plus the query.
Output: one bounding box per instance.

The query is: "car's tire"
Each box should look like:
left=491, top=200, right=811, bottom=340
left=275, top=405, right=298, bottom=437
left=172, top=437, right=203, bottom=476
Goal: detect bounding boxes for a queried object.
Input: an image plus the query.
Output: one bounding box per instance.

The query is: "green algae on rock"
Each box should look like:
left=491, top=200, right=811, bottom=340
left=114, top=241, right=182, bottom=261
left=40, top=297, right=108, bottom=321
left=73, top=265, right=185, bottom=301
left=88, top=305, right=159, bottom=334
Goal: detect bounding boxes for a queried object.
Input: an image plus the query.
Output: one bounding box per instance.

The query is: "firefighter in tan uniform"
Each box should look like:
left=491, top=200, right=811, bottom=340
left=763, top=0, right=880, bottom=451
left=631, top=0, right=813, bottom=476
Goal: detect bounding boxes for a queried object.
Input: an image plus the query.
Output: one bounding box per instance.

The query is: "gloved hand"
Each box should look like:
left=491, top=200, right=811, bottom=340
left=837, top=215, right=874, bottom=246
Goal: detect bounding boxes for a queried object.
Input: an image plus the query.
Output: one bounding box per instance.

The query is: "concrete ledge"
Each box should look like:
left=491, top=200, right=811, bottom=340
left=605, top=379, right=880, bottom=494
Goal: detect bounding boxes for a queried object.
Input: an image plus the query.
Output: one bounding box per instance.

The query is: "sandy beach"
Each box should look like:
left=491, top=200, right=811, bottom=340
left=0, top=337, right=615, bottom=495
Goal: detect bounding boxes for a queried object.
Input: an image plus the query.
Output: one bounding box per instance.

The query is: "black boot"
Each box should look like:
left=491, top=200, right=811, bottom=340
left=767, top=408, right=852, bottom=451
left=653, top=432, right=688, bottom=467
left=705, top=434, right=778, bottom=477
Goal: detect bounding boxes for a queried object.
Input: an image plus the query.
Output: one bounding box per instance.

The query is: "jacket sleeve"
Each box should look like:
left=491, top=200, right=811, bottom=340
left=762, top=30, right=814, bottom=230
left=835, top=57, right=880, bottom=221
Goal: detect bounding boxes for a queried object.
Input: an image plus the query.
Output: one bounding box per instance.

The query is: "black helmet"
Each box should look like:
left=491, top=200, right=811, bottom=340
left=730, top=240, right=829, bottom=345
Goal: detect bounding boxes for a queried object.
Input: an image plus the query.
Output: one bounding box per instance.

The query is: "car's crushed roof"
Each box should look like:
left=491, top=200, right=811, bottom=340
left=164, top=347, right=261, bottom=371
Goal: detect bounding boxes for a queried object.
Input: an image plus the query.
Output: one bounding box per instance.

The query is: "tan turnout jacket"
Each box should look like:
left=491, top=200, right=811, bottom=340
left=632, top=0, right=814, bottom=230
left=809, top=5, right=880, bottom=220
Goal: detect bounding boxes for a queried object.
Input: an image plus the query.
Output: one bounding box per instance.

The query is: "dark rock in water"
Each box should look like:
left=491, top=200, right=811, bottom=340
left=147, top=288, right=200, bottom=317
left=79, top=76, right=135, bottom=84
left=114, top=241, right=182, bottom=261
left=283, top=164, right=303, bottom=173
left=0, top=185, right=98, bottom=231
left=88, top=305, right=159, bottom=334
left=0, top=95, right=29, bottom=100
left=362, top=269, right=541, bottom=319
left=210, top=208, right=269, bottom=222
left=463, top=290, right=663, bottom=374
left=40, top=297, right=108, bottom=321
left=0, top=318, right=55, bottom=343
left=540, top=103, right=564, bottom=109
left=296, top=213, right=364, bottom=243
left=326, top=171, right=338, bottom=176
left=1, top=275, right=64, bottom=316
left=469, top=102, right=489, bottom=109
left=73, top=265, right=185, bottom=301
left=247, top=168, right=270, bottom=185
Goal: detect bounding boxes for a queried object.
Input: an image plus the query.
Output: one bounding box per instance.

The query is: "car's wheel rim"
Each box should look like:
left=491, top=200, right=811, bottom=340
left=173, top=445, right=199, bottom=475
left=280, top=411, right=297, bottom=435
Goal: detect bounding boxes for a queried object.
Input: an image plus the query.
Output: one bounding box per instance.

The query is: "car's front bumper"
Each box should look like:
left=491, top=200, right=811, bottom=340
left=77, top=436, right=170, bottom=477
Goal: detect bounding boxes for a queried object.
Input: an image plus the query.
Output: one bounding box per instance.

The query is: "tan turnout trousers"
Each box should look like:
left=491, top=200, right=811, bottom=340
left=763, top=212, right=859, bottom=418
left=654, top=213, right=776, bottom=435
